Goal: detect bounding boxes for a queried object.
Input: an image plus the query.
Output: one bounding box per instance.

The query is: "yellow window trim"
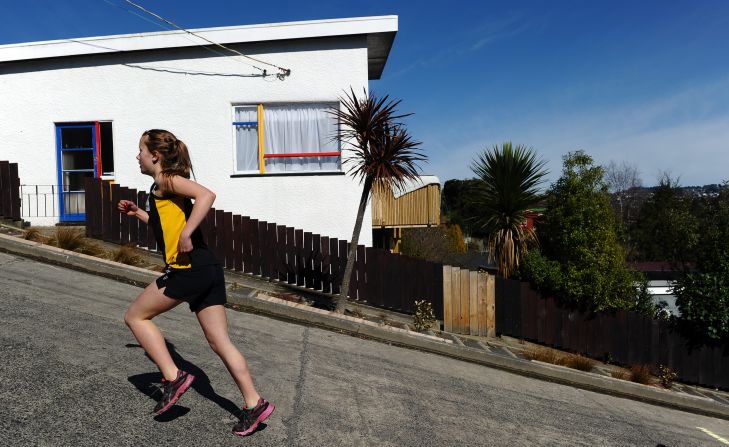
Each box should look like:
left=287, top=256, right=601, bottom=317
left=258, top=104, right=265, bottom=174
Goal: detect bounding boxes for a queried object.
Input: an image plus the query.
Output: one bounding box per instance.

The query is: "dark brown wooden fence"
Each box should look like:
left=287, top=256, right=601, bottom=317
left=496, top=277, right=729, bottom=390
left=84, top=178, right=444, bottom=318
left=0, top=161, right=21, bottom=221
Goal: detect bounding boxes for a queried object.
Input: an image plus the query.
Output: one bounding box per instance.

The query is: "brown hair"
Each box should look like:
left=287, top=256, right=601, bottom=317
left=142, top=129, right=193, bottom=191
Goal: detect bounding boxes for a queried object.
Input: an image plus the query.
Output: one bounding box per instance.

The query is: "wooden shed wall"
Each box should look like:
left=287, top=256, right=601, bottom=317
left=371, top=184, right=441, bottom=228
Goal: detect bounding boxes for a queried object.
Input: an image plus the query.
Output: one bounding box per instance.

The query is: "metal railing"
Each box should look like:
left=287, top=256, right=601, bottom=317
left=20, top=185, right=85, bottom=218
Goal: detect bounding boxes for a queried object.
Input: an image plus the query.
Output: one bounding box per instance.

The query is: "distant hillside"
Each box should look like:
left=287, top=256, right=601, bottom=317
left=620, top=183, right=727, bottom=199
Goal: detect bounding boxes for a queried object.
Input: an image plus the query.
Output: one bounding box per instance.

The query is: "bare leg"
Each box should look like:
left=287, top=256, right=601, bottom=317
left=124, top=281, right=182, bottom=381
left=196, top=304, right=261, bottom=408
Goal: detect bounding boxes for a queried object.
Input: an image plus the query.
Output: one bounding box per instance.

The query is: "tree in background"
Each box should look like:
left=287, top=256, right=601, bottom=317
left=330, top=88, right=426, bottom=313
left=630, top=173, right=699, bottom=266
left=672, top=183, right=729, bottom=345
left=441, top=179, right=488, bottom=239
left=604, top=160, right=645, bottom=253
left=523, top=151, right=643, bottom=312
left=469, top=142, right=547, bottom=278
left=604, top=160, right=642, bottom=196
left=399, top=224, right=467, bottom=264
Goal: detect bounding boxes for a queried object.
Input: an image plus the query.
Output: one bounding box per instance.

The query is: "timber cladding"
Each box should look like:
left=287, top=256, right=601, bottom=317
left=371, top=183, right=440, bottom=228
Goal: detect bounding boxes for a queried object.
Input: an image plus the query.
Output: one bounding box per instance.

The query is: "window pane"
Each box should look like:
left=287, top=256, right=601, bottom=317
left=64, top=191, right=86, bottom=214
left=62, top=150, right=94, bottom=170
left=62, top=171, right=94, bottom=192
left=263, top=103, right=340, bottom=172
left=100, top=122, right=115, bottom=176
left=235, top=107, right=259, bottom=172
left=60, top=127, right=93, bottom=148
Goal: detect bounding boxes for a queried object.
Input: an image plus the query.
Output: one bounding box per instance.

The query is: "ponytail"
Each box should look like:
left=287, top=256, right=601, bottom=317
left=142, top=129, right=194, bottom=191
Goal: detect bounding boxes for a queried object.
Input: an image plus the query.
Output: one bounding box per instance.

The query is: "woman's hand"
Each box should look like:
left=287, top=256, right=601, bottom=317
left=178, top=231, right=193, bottom=253
left=117, top=200, right=138, bottom=217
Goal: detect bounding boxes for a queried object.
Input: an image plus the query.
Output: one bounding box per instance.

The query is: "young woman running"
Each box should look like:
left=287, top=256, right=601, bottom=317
left=118, top=129, right=274, bottom=436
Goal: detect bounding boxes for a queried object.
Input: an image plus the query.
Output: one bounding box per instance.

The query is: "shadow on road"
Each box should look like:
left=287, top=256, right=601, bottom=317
left=126, top=341, right=248, bottom=424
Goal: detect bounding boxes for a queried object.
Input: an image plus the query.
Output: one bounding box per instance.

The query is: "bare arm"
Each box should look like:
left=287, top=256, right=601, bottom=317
left=117, top=200, right=149, bottom=224
left=163, top=175, right=216, bottom=252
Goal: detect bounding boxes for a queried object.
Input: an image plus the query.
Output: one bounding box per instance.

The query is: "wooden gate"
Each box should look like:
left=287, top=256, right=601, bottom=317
left=442, top=266, right=495, bottom=336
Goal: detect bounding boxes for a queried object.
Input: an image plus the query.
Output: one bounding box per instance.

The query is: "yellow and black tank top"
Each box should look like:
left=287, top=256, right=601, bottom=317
left=146, top=183, right=218, bottom=269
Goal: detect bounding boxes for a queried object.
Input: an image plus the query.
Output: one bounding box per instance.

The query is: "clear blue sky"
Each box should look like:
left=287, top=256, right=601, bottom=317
left=3, top=0, right=729, bottom=187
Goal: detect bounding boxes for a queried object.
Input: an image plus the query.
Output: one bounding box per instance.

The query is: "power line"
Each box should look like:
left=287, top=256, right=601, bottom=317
left=123, top=0, right=291, bottom=78
left=102, top=0, right=268, bottom=75
left=102, top=0, right=174, bottom=32
left=64, top=33, right=272, bottom=78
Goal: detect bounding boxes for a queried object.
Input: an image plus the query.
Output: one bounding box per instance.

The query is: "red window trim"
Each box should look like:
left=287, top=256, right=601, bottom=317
left=263, top=152, right=340, bottom=158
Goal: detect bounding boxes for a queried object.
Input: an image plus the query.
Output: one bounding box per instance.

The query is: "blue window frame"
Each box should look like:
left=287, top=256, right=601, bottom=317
left=56, top=123, right=98, bottom=222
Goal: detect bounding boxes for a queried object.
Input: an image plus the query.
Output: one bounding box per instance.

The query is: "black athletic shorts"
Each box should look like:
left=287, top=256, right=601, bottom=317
left=156, top=264, right=227, bottom=312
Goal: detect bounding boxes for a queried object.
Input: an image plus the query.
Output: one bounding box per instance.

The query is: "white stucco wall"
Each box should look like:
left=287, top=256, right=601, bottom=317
left=0, top=36, right=373, bottom=245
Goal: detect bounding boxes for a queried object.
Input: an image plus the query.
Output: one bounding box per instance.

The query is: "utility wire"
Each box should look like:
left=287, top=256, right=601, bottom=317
left=102, top=0, right=175, bottom=33
left=123, top=0, right=291, bottom=78
left=63, top=37, right=270, bottom=78
left=101, top=0, right=278, bottom=77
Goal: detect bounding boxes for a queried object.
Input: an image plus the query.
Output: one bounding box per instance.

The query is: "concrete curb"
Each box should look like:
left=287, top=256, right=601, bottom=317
left=234, top=291, right=452, bottom=345
left=0, top=232, right=158, bottom=285
left=1, top=232, right=728, bottom=421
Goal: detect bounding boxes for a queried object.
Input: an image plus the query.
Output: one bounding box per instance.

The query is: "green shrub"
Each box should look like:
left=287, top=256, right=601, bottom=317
left=413, top=300, right=436, bottom=331
left=522, top=151, right=641, bottom=312
left=658, top=364, right=677, bottom=389
left=400, top=225, right=467, bottom=264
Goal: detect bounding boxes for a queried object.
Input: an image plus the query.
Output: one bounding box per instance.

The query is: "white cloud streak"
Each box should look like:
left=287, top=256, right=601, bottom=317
left=422, top=76, right=729, bottom=187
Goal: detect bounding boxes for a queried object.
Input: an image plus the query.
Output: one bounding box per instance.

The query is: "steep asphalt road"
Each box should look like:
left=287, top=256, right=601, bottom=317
left=0, top=251, right=727, bottom=446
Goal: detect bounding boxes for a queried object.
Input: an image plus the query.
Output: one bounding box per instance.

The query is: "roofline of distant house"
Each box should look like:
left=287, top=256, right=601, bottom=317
left=0, top=15, right=398, bottom=79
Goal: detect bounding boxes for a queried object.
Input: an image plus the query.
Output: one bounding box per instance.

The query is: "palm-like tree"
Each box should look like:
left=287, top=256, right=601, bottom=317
left=330, top=88, right=426, bottom=313
left=470, top=142, right=547, bottom=278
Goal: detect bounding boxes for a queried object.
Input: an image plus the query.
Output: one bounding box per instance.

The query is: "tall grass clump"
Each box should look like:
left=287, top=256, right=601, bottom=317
left=628, top=364, right=653, bottom=385
left=49, top=227, right=86, bottom=251
left=524, top=347, right=560, bottom=364
left=111, top=245, right=144, bottom=267
left=23, top=227, right=48, bottom=243
left=611, top=370, right=631, bottom=381
left=558, top=354, right=596, bottom=372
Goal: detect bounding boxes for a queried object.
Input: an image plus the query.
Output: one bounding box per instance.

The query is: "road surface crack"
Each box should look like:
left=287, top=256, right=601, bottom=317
left=285, top=327, right=310, bottom=447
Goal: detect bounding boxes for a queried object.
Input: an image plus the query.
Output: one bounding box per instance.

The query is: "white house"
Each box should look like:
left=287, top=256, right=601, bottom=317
left=0, top=15, right=400, bottom=246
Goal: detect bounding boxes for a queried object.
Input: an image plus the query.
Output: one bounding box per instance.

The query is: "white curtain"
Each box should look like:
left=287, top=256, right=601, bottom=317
left=263, top=103, right=340, bottom=172
left=235, top=106, right=259, bottom=172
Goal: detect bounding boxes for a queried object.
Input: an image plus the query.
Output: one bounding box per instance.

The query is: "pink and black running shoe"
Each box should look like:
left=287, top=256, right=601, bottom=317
left=153, top=370, right=195, bottom=415
left=232, top=398, right=275, bottom=436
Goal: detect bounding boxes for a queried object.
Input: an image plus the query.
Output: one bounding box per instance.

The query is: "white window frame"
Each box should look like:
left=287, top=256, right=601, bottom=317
left=231, top=102, right=342, bottom=175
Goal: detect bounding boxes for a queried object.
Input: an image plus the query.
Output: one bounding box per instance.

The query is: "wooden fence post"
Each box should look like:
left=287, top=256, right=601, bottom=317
left=84, top=177, right=94, bottom=237
left=477, top=272, right=487, bottom=336
left=459, top=268, right=470, bottom=334
left=286, top=227, right=296, bottom=284
left=443, top=265, right=452, bottom=333
left=486, top=273, right=496, bottom=337
left=233, top=215, right=243, bottom=271
left=110, top=183, right=121, bottom=243
left=469, top=270, right=479, bottom=335
left=9, top=163, right=20, bottom=221
left=0, top=161, right=10, bottom=218
left=451, top=267, right=461, bottom=333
